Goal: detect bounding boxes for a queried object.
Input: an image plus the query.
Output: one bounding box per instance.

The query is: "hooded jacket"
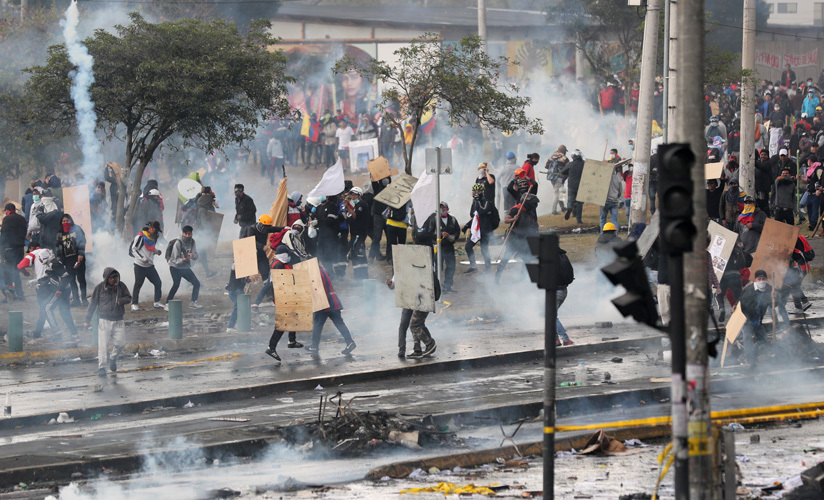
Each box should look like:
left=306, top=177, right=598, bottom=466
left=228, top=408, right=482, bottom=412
left=234, top=193, right=257, bottom=226
left=131, top=230, right=160, bottom=267
left=561, top=157, right=585, bottom=194
left=771, top=175, right=796, bottom=210
left=168, top=237, right=198, bottom=269
left=595, top=232, right=623, bottom=266
left=56, top=214, right=86, bottom=261
left=85, top=267, right=132, bottom=323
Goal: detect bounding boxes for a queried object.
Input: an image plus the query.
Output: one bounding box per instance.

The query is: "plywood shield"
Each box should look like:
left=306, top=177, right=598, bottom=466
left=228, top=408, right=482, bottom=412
left=636, top=211, right=659, bottom=258
left=271, top=269, right=313, bottom=331
left=367, top=156, right=398, bottom=182
left=62, top=185, right=94, bottom=253
left=392, top=244, right=435, bottom=312
left=576, top=159, right=615, bottom=206
left=705, top=162, right=724, bottom=180
left=374, top=173, right=418, bottom=209
left=200, top=210, right=224, bottom=259
left=707, top=221, right=739, bottom=282
left=720, top=306, right=747, bottom=367
left=749, top=219, right=799, bottom=288
left=232, top=236, right=258, bottom=279
left=292, top=257, right=330, bottom=312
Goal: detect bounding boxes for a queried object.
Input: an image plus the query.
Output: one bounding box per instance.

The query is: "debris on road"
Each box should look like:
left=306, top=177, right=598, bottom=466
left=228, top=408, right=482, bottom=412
left=579, top=430, right=646, bottom=456
left=399, top=481, right=499, bottom=496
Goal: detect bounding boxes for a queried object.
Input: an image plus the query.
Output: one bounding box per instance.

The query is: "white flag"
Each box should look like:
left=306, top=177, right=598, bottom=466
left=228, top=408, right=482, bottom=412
left=470, top=211, right=481, bottom=243
left=307, top=159, right=345, bottom=198
left=409, top=167, right=437, bottom=228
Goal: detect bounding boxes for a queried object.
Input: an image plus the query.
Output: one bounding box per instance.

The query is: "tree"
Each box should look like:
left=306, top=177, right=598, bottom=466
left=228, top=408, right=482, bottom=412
left=20, top=13, right=293, bottom=232
left=334, top=34, right=542, bottom=175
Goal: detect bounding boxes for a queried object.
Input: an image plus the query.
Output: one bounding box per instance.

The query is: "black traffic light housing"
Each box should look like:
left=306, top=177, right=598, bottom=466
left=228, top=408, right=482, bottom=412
left=658, top=143, right=697, bottom=255
left=601, top=240, right=658, bottom=327
left=526, top=233, right=559, bottom=290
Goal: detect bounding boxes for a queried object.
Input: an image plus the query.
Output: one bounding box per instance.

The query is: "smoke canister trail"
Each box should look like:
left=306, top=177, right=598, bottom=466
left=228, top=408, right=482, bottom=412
left=62, top=0, right=102, bottom=175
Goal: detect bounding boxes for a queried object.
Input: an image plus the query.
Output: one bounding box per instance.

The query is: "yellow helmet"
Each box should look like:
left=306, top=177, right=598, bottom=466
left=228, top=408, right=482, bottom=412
left=602, top=222, right=617, bottom=232
left=259, top=214, right=273, bottom=225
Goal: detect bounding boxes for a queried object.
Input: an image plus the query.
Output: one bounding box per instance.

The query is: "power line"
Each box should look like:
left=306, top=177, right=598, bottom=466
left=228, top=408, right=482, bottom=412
left=79, top=0, right=284, bottom=4
left=708, top=20, right=824, bottom=41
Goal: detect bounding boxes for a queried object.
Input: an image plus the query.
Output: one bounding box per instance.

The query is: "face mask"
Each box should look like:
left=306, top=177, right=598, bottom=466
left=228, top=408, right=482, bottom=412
left=182, top=235, right=193, bottom=244
left=629, top=144, right=635, bottom=151
left=351, top=198, right=359, bottom=205
left=108, top=276, right=120, bottom=286
left=276, top=252, right=291, bottom=264
left=754, top=281, right=767, bottom=291
left=33, top=195, right=40, bottom=202
left=235, top=191, right=243, bottom=198
left=62, top=222, right=71, bottom=232
left=440, top=209, right=448, bottom=217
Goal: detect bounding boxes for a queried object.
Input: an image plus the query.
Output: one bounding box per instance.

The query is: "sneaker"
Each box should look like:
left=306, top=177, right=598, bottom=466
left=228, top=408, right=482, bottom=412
left=109, top=357, right=117, bottom=372
left=190, top=301, right=203, bottom=309
left=206, top=271, right=219, bottom=278
left=304, top=345, right=319, bottom=353
left=398, top=349, right=406, bottom=358
left=798, top=301, right=812, bottom=311
left=98, top=368, right=107, bottom=378
left=251, top=304, right=259, bottom=312
left=422, top=342, right=437, bottom=357
left=556, top=339, right=562, bottom=347
left=563, top=339, right=574, bottom=346
left=287, top=341, right=304, bottom=348
left=342, top=341, right=357, bottom=355
left=264, top=348, right=281, bottom=361
left=226, top=327, right=237, bottom=332
left=464, top=267, right=478, bottom=274
left=131, top=304, right=140, bottom=312
left=153, top=302, right=165, bottom=309
left=443, top=286, right=456, bottom=293
left=406, top=350, right=423, bottom=359
left=564, top=209, right=571, bottom=220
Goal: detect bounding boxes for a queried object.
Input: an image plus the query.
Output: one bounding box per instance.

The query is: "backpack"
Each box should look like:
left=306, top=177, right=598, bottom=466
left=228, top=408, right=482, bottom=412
left=558, top=249, right=575, bottom=287
left=164, top=239, right=179, bottom=262
left=268, top=228, right=290, bottom=249
left=706, top=124, right=721, bottom=141
left=546, top=158, right=562, bottom=181
left=489, top=205, right=501, bottom=230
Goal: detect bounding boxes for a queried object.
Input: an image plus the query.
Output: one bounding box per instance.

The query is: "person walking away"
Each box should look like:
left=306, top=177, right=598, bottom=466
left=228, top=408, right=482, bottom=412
left=463, top=184, right=497, bottom=273
left=266, top=135, right=284, bottom=186
left=386, top=272, right=437, bottom=359
left=384, top=201, right=410, bottom=265
left=546, top=146, right=569, bottom=214
left=738, top=270, right=772, bottom=368
left=165, top=225, right=202, bottom=309
left=56, top=214, right=87, bottom=307
left=419, top=202, right=460, bottom=292
left=771, top=167, right=796, bottom=225
left=264, top=245, right=304, bottom=361
left=499, top=152, right=520, bottom=211
left=495, top=192, right=540, bottom=282
left=85, top=267, right=131, bottom=377
left=130, top=221, right=164, bottom=311
left=233, top=184, right=257, bottom=238
left=0, top=203, right=27, bottom=300
left=305, top=264, right=356, bottom=356
left=600, top=160, right=623, bottom=232
left=344, top=187, right=369, bottom=280
left=555, top=247, right=575, bottom=346
left=562, top=149, right=585, bottom=223
left=27, top=190, right=62, bottom=251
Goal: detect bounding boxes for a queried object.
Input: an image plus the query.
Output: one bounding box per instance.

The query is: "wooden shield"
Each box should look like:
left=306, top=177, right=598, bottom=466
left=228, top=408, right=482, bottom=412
left=705, top=162, right=724, bottom=180
left=199, top=210, right=224, bottom=259
left=576, top=159, right=615, bottom=206
left=392, top=244, right=435, bottom=312
left=749, top=219, right=799, bottom=288
left=232, top=237, right=258, bottom=279
left=636, top=211, right=660, bottom=258
left=374, top=173, right=419, bottom=209
left=62, top=185, right=94, bottom=252
left=367, top=156, right=398, bottom=182
left=292, top=258, right=330, bottom=312
left=271, top=269, right=313, bottom=331
left=707, top=221, right=738, bottom=282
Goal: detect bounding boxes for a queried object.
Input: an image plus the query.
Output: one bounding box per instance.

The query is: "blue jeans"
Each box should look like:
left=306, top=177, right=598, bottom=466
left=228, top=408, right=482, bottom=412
left=228, top=288, right=241, bottom=328
left=807, top=193, right=819, bottom=229
left=649, top=183, right=658, bottom=214
left=775, top=287, right=790, bottom=327
left=623, top=198, right=631, bottom=219
left=600, top=201, right=620, bottom=232
left=556, top=287, right=569, bottom=342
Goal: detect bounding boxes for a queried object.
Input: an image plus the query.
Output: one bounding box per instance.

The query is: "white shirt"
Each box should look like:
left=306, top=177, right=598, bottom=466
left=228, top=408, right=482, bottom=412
left=19, top=248, right=54, bottom=280
left=336, top=127, right=354, bottom=150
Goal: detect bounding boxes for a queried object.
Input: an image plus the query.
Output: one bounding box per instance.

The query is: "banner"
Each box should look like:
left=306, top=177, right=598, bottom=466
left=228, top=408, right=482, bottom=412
left=756, top=48, right=818, bottom=70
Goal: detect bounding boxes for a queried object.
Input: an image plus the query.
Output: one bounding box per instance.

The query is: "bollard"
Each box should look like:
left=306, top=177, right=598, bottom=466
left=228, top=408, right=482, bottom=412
left=168, top=300, right=182, bottom=339
left=237, top=294, right=251, bottom=332
left=362, top=279, right=376, bottom=316
left=91, top=311, right=99, bottom=347
left=7, top=312, right=23, bottom=353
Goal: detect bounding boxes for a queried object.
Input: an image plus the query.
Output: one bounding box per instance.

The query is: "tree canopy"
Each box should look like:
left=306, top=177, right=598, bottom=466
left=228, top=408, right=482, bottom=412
left=334, top=33, right=543, bottom=175
left=20, top=13, right=293, bottom=232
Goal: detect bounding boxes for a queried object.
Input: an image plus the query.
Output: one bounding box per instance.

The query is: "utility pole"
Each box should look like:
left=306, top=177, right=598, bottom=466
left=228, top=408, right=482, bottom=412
left=477, top=0, right=487, bottom=52
left=667, top=0, right=679, bottom=139
left=662, top=0, right=671, bottom=141
left=675, top=0, right=712, bottom=498
left=740, top=0, right=757, bottom=197
left=630, top=0, right=661, bottom=226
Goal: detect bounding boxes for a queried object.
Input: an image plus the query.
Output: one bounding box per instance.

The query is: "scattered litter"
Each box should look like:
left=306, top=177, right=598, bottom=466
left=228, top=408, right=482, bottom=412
left=71, top=472, right=83, bottom=479
left=502, top=459, right=529, bottom=469
left=47, top=419, right=56, bottom=425
left=90, top=414, right=102, bottom=421
left=56, top=413, right=74, bottom=424
left=213, top=459, right=220, bottom=466
left=92, top=384, right=103, bottom=393
left=750, top=434, right=760, bottom=444
left=611, top=357, right=623, bottom=363
left=278, top=397, right=294, bottom=403
left=619, top=494, right=652, bottom=500
left=381, top=476, right=391, bottom=481
left=579, top=430, right=645, bottom=456
left=388, top=430, right=422, bottom=450
left=149, top=349, right=164, bottom=357
left=208, top=417, right=250, bottom=423
left=134, top=352, right=140, bottom=358
left=70, top=357, right=81, bottom=362
left=594, top=322, right=613, bottom=328
left=156, top=322, right=169, bottom=328
left=207, top=488, right=240, bottom=498
left=624, top=439, right=648, bottom=447
left=312, top=486, right=350, bottom=493
left=183, top=401, right=195, bottom=409
left=726, top=423, right=745, bottom=431
left=314, top=385, right=324, bottom=391
left=400, top=482, right=498, bottom=496
left=107, top=413, right=121, bottom=417
left=408, top=468, right=427, bottom=479
left=428, top=467, right=440, bottom=474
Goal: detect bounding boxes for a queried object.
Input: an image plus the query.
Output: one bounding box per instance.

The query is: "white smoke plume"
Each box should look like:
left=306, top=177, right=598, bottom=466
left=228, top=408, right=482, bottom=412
left=61, top=0, right=102, bottom=177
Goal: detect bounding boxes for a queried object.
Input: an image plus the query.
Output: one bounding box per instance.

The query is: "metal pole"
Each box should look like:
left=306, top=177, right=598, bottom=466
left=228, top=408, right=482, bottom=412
left=667, top=0, right=679, bottom=137
left=168, top=300, right=183, bottom=340
left=477, top=0, right=487, bottom=52
left=7, top=312, right=22, bottom=353
left=669, top=253, right=689, bottom=500
left=630, top=0, right=661, bottom=225
left=676, top=0, right=711, bottom=497
left=739, top=0, right=757, bottom=198
left=237, top=294, right=251, bottom=332
left=542, top=233, right=559, bottom=500
left=723, top=428, right=736, bottom=500
left=435, top=147, right=442, bottom=284
left=662, top=0, right=670, bottom=141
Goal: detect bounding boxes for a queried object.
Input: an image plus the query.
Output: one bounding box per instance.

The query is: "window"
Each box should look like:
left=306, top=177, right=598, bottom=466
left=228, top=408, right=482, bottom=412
left=777, top=2, right=798, bottom=14
left=766, top=3, right=774, bottom=14
left=816, top=3, right=824, bottom=25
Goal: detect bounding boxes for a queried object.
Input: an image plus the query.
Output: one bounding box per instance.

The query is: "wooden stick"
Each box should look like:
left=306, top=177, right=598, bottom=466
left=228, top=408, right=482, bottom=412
left=811, top=209, right=823, bottom=238
left=602, top=140, right=609, bottom=161
left=770, top=272, right=777, bottom=338
left=495, top=183, right=534, bottom=263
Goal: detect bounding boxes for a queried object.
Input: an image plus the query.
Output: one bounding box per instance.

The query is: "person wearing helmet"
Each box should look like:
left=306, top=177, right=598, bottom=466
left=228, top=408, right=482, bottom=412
left=241, top=214, right=288, bottom=278
left=463, top=184, right=496, bottom=273
left=506, top=169, right=537, bottom=208
left=599, top=157, right=623, bottom=233
left=495, top=191, right=540, bottom=283
left=734, top=195, right=766, bottom=256
left=233, top=184, right=257, bottom=238
left=561, top=149, right=585, bottom=223
left=264, top=244, right=304, bottom=362
left=475, top=162, right=496, bottom=203
left=419, top=201, right=460, bottom=292
left=344, top=187, right=369, bottom=280
left=315, top=196, right=345, bottom=274
left=705, top=115, right=727, bottom=146
left=595, top=222, right=623, bottom=268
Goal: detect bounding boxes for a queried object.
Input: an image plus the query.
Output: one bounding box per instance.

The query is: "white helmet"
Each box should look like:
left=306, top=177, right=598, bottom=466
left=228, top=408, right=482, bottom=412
left=350, top=186, right=364, bottom=196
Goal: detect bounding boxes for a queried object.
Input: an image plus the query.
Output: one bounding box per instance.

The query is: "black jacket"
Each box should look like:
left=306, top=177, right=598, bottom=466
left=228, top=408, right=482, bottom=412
left=561, top=158, right=585, bottom=194
left=739, top=282, right=772, bottom=323
left=419, top=213, right=461, bottom=250
left=234, top=194, right=257, bottom=226
left=85, top=267, right=132, bottom=322
left=595, top=232, right=623, bottom=267
left=754, top=159, right=773, bottom=193
left=734, top=209, right=767, bottom=255
left=241, top=222, right=285, bottom=252
left=464, top=198, right=495, bottom=234
left=706, top=188, right=722, bottom=219
left=345, top=202, right=369, bottom=237
left=36, top=208, right=64, bottom=250
left=0, top=212, right=27, bottom=249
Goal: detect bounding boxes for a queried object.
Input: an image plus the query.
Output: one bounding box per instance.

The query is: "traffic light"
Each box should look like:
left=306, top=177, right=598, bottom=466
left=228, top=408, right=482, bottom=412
left=526, top=233, right=559, bottom=290
left=658, top=143, right=697, bottom=255
left=601, top=240, right=658, bottom=327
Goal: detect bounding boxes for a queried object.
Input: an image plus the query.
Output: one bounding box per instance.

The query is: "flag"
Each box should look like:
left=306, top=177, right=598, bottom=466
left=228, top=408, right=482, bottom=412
left=410, top=167, right=436, bottom=228
left=300, top=113, right=311, bottom=137
left=470, top=211, right=481, bottom=243
left=422, top=112, right=436, bottom=134
left=308, top=159, right=345, bottom=198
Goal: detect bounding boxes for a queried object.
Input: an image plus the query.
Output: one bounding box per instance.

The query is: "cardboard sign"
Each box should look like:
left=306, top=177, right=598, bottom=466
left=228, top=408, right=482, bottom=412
left=720, top=306, right=747, bottom=367
left=232, top=236, right=258, bottom=279
left=200, top=210, right=224, bottom=259
left=367, top=156, right=398, bottom=182
left=705, top=162, right=724, bottom=180
left=707, top=221, right=738, bottom=282
left=271, top=268, right=313, bottom=331
left=3, top=178, right=20, bottom=205
left=636, top=211, right=660, bottom=259
left=749, top=219, right=799, bottom=287
left=374, top=173, right=419, bottom=209
left=349, top=138, right=379, bottom=172
left=576, top=159, right=616, bottom=206
left=292, top=257, right=330, bottom=312
left=62, top=185, right=94, bottom=253
left=392, top=244, right=435, bottom=312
